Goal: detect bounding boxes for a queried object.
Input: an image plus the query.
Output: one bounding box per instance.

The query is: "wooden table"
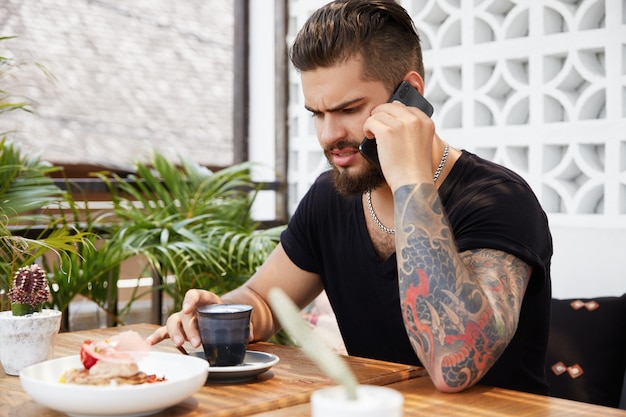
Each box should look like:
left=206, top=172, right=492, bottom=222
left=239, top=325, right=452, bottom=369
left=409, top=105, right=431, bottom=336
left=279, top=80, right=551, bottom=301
left=250, top=373, right=626, bottom=416
left=0, top=323, right=423, bottom=417
left=3, top=323, right=624, bottom=417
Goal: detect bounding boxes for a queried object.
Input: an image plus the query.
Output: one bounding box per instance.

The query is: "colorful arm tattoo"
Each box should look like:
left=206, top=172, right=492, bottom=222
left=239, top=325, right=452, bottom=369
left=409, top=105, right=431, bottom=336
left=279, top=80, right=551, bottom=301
left=394, top=183, right=530, bottom=391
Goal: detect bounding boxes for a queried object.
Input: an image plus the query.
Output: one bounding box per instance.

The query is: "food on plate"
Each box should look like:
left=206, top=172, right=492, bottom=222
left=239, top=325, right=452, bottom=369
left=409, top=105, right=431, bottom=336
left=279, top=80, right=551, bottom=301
left=60, top=330, right=166, bottom=386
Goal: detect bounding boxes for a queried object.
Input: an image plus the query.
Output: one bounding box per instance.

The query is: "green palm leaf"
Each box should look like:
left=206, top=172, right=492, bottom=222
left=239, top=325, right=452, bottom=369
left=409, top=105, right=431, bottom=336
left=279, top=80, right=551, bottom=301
left=99, top=152, right=285, bottom=313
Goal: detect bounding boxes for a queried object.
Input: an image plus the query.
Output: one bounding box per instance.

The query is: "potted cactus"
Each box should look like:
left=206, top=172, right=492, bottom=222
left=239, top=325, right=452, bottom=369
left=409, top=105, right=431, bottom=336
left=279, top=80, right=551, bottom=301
left=8, top=264, right=52, bottom=315
left=0, top=264, right=62, bottom=376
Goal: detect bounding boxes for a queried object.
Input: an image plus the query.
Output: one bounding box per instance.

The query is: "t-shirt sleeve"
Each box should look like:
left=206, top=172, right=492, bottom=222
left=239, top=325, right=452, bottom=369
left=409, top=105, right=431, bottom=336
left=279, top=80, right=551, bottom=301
left=451, top=180, right=551, bottom=294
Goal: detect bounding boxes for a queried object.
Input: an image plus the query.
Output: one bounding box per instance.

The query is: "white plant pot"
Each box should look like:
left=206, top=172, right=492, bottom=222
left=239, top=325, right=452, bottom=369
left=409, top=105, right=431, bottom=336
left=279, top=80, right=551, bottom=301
left=0, top=309, right=62, bottom=376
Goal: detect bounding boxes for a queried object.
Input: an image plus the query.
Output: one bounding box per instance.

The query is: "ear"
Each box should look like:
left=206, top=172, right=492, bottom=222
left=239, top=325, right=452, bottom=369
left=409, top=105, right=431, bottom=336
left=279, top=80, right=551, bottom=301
left=402, top=72, right=425, bottom=95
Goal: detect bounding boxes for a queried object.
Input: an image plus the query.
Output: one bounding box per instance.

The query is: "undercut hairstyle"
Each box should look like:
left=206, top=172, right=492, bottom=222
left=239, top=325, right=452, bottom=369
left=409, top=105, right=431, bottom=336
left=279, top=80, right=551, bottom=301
left=289, top=0, right=425, bottom=93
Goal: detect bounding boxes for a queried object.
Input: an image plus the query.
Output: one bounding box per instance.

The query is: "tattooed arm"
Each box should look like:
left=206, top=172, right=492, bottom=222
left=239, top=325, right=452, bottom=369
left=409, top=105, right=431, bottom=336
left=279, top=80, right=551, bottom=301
left=394, top=183, right=531, bottom=393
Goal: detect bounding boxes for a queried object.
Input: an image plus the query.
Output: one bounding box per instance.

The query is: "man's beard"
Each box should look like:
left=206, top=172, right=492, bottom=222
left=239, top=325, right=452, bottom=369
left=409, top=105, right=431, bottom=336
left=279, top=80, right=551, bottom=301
left=325, top=144, right=386, bottom=196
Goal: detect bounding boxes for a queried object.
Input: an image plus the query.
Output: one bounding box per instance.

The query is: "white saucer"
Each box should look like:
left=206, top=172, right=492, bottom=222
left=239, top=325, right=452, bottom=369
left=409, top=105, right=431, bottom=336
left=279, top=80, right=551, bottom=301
left=191, top=350, right=280, bottom=382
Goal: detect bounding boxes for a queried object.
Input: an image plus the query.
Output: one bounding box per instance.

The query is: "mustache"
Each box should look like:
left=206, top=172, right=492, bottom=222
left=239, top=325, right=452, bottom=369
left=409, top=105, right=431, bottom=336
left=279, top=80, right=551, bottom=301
left=324, top=140, right=361, bottom=152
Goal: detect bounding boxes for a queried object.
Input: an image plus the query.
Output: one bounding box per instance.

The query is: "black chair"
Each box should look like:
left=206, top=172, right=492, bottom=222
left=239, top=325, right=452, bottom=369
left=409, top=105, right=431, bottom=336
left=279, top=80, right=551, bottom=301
left=546, top=294, right=626, bottom=409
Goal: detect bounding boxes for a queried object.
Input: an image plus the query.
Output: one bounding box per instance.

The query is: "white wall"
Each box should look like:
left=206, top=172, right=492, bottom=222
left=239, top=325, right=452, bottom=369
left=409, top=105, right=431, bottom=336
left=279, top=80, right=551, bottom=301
left=550, top=221, right=626, bottom=299
left=248, top=1, right=277, bottom=221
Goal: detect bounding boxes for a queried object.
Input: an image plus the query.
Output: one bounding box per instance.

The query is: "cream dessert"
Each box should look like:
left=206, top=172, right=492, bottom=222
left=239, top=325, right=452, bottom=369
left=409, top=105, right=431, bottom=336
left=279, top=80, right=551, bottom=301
left=61, top=330, right=165, bottom=386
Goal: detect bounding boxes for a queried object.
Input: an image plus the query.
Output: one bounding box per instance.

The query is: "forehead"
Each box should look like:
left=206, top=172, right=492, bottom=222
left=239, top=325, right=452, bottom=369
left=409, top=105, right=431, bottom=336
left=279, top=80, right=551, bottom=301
left=300, top=57, right=386, bottom=111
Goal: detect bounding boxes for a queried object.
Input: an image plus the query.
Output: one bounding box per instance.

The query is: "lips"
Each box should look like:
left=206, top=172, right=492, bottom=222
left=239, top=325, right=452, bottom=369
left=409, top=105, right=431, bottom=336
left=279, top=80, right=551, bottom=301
left=330, top=148, right=359, bottom=167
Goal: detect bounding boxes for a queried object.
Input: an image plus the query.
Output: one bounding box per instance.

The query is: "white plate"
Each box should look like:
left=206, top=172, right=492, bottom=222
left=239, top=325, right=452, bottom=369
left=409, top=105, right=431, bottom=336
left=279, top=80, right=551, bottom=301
left=191, top=350, right=279, bottom=382
left=19, top=352, right=209, bottom=417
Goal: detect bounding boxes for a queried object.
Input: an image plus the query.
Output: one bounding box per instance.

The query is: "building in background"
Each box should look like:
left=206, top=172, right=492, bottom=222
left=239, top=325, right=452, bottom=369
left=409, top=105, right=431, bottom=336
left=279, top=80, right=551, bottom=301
left=0, top=0, right=234, bottom=170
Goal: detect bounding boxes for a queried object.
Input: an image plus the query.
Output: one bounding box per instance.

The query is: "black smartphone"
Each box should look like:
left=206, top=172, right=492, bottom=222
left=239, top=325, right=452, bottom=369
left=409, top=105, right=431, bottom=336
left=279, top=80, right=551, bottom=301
left=358, top=81, right=434, bottom=172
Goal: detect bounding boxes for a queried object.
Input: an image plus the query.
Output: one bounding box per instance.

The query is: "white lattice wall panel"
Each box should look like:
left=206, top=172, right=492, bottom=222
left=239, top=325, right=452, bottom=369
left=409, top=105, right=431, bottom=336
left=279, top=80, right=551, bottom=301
left=287, top=0, right=626, bottom=225
left=287, top=0, right=330, bottom=213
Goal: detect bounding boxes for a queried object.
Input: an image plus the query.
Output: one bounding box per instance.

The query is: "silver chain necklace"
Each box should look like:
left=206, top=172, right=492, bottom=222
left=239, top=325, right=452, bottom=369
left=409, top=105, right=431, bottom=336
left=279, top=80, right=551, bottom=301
left=366, top=142, right=449, bottom=235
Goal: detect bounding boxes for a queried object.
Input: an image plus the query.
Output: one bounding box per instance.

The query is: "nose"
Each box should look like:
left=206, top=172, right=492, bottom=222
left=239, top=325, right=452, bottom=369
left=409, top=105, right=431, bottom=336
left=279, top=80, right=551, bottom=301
left=317, top=113, right=347, bottom=148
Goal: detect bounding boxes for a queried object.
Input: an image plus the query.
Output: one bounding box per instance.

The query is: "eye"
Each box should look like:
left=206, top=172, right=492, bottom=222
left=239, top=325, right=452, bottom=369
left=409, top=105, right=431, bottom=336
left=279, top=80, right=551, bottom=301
left=342, top=106, right=360, bottom=114
left=309, top=110, right=323, bottom=119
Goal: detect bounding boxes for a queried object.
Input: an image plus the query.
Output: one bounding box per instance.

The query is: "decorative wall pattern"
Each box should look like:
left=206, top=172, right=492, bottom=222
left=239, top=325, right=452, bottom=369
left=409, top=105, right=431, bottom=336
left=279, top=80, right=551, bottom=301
left=287, top=0, right=626, bottom=224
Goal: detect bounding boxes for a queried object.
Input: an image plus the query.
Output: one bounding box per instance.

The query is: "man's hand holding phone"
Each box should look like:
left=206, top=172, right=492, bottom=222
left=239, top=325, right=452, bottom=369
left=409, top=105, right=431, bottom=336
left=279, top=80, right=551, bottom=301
left=359, top=81, right=434, bottom=184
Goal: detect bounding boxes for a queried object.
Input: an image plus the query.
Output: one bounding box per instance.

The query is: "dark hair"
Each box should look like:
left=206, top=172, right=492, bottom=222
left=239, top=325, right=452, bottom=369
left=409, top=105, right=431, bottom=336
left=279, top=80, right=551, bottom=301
left=289, top=0, right=424, bottom=93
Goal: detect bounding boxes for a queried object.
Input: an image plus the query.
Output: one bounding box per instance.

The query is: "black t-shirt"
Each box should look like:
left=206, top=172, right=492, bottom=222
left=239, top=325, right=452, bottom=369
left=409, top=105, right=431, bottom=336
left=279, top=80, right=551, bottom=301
left=281, top=150, right=552, bottom=395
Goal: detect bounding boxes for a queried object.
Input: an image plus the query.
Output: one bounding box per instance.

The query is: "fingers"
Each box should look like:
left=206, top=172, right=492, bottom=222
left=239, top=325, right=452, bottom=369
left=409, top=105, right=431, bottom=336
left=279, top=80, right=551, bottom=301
left=364, top=102, right=415, bottom=141
left=375, top=100, right=429, bottom=119
left=172, top=290, right=209, bottom=348
left=145, top=325, right=169, bottom=346
left=146, top=289, right=223, bottom=349
left=364, top=101, right=435, bottom=187
left=168, top=311, right=201, bottom=348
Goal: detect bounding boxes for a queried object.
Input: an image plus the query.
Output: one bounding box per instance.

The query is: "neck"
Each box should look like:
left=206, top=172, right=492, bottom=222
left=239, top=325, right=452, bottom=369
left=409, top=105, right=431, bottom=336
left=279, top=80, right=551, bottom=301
left=431, top=136, right=454, bottom=185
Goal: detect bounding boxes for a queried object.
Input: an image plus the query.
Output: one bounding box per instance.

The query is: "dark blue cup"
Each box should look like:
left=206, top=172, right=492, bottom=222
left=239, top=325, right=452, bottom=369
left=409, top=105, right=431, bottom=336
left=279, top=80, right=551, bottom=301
left=196, top=304, right=252, bottom=366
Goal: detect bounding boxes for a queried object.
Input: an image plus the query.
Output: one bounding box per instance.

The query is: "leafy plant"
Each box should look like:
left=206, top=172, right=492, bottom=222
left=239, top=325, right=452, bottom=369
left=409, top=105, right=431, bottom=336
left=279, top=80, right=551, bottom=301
left=40, top=195, right=133, bottom=328
left=0, top=36, right=89, bottom=314
left=0, top=36, right=283, bottom=330
left=98, top=153, right=284, bottom=313
left=0, top=139, right=93, bottom=312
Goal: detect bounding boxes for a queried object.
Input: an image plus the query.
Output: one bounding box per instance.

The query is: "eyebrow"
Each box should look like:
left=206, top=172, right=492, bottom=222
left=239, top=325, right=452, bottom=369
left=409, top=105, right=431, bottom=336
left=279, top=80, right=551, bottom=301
left=304, top=97, right=365, bottom=114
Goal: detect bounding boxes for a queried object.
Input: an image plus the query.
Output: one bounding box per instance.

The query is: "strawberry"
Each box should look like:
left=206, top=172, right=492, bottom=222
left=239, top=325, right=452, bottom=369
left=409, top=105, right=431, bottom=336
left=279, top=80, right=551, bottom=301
left=78, top=331, right=150, bottom=370
left=80, top=340, right=98, bottom=369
